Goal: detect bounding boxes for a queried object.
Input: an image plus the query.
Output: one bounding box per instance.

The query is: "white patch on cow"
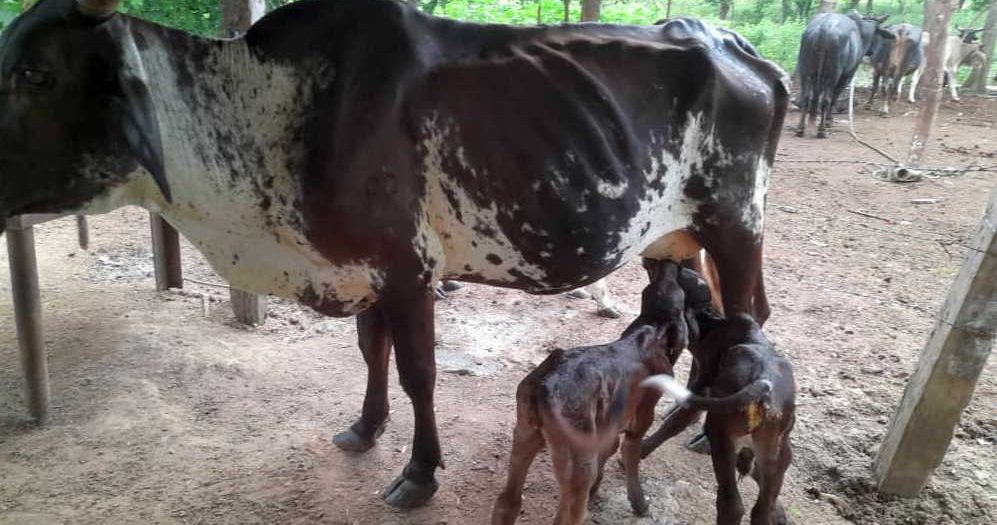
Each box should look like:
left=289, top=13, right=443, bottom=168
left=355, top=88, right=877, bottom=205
left=745, top=158, right=770, bottom=233
left=79, top=23, right=382, bottom=315
left=418, top=116, right=549, bottom=284
left=596, top=179, right=629, bottom=199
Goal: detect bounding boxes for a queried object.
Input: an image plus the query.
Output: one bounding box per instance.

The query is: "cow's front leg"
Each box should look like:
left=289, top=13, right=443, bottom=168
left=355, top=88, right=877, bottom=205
left=381, top=287, right=443, bottom=508
left=334, top=305, right=392, bottom=451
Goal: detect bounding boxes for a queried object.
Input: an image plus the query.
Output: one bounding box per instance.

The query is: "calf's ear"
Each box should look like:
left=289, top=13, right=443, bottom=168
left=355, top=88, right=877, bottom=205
left=113, top=74, right=170, bottom=202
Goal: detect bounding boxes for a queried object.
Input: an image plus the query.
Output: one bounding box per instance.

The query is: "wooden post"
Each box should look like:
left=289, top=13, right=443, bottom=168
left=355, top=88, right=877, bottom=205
left=5, top=218, right=49, bottom=423
left=222, top=0, right=268, bottom=326
left=907, top=0, right=956, bottom=166
left=580, top=0, right=600, bottom=21
left=149, top=213, right=183, bottom=290
left=874, top=189, right=996, bottom=496
left=971, top=0, right=997, bottom=93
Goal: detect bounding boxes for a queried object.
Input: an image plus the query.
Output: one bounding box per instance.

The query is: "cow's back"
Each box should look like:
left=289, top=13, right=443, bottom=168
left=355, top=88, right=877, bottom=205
left=245, top=0, right=788, bottom=294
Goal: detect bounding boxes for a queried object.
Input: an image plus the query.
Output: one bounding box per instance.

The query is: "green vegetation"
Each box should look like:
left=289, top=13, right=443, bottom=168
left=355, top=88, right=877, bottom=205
left=1, top=0, right=993, bottom=74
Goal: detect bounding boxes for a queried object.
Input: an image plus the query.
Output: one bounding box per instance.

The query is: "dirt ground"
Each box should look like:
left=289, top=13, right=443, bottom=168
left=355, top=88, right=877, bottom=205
left=1, top=93, right=995, bottom=525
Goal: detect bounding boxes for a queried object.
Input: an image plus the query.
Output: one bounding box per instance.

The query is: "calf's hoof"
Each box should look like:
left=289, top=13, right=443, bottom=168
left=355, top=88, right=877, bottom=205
left=566, top=289, right=592, bottom=300
left=596, top=306, right=623, bottom=319
left=686, top=431, right=711, bottom=455
left=383, top=472, right=439, bottom=508
left=629, top=495, right=650, bottom=516
left=332, top=423, right=386, bottom=452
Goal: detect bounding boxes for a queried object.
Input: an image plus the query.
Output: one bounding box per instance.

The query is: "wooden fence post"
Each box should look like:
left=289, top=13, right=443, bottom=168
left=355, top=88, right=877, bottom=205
left=874, top=189, right=996, bottom=496
left=221, top=0, right=268, bottom=326
left=5, top=218, right=49, bottom=423
left=149, top=213, right=183, bottom=290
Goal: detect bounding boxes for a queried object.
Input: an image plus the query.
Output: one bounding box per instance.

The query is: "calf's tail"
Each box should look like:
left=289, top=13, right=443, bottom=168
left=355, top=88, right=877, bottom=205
left=547, top=384, right=629, bottom=453
left=642, top=374, right=772, bottom=411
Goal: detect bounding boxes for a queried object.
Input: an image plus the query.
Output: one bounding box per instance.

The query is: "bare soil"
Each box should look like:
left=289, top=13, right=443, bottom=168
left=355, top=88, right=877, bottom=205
left=1, top=94, right=995, bottom=525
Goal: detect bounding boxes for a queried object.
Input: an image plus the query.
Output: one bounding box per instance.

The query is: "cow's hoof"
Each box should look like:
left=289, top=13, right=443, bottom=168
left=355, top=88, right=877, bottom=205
left=686, top=431, right=711, bottom=455
left=383, top=473, right=439, bottom=508
left=441, top=280, right=463, bottom=292
left=794, top=130, right=805, bottom=138
left=566, top=289, right=592, bottom=300
left=816, top=131, right=828, bottom=139
left=332, top=423, right=385, bottom=452
left=433, top=286, right=448, bottom=300
left=879, top=111, right=889, bottom=117
left=775, top=503, right=791, bottom=525
left=596, top=306, right=623, bottom=319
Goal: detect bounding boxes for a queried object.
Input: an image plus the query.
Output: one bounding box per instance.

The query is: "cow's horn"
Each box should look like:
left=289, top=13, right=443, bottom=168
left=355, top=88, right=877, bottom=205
left=76, top=0, right=120, bottom=19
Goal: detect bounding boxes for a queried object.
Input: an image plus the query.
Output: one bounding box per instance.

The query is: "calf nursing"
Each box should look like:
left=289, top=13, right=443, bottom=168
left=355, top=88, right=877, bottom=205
left=642, top=312, right=796, bottom=525
left=492, top=262, right=691, bottom=525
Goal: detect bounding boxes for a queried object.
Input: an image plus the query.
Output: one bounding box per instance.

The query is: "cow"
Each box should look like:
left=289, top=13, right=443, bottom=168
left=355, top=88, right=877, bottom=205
left=907, top=32, right=986, bottom=103
left=0, top=0, right=788, bottom=508
left=866, top=23, right=923, bottom=115
left=795, top=11, right=892, bottom=138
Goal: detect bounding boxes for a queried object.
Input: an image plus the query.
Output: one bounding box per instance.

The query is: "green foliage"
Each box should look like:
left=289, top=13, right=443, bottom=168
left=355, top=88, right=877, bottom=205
left=0, top=0, right=992, bottom=73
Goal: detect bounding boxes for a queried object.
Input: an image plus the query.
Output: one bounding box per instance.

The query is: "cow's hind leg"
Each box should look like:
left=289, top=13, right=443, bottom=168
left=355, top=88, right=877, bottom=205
left=588, top=278, right=622, bottom=319
left=333, top=305, right=392, bottom=451
left=698, top=226, right=766, bottom=322
left=380, top=288, right=443, bottom=508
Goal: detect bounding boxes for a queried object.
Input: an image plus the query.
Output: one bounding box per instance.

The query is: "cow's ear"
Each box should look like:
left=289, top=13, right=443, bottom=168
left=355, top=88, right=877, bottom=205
left=114, top=74, right=170, bottom=202
left=876, top=27, right=896, bottom=39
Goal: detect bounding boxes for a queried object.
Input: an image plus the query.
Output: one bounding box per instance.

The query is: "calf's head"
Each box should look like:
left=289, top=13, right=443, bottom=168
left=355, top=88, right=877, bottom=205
left=640, top=260, right=690, bottom=360
left=0, top=0, right=167, bottom=234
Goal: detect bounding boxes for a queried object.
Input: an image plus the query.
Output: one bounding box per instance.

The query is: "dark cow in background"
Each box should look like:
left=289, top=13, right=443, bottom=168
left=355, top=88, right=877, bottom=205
left=867, top=23, right=923, bottom=115
left=0, top=0, right=788, bottom=508
left=795, top=11, right=892, bottom=137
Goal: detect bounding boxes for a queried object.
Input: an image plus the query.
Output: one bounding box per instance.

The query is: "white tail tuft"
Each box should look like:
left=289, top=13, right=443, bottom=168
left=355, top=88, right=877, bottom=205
left=641, top=374, right=691, bottom=403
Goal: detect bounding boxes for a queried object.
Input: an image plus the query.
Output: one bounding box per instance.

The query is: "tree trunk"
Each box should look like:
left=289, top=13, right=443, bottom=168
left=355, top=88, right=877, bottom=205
left=563, top=0, right=571, bottom=22
left=782, top=0, right=791, bottom=20
left=581, top=0, right=600, bottom=21
left=908, top=0, right=956, bottom=166
left=971, top=0, right=997, bottom=93
left=719, top=0, right=732, bottom=19
left=865, top=0, right=873, bottom=12
left=818, top=0, right=837, bottom=13
left=667, top=0, right=674, bottom=19
left=221, top=0, right=265, bottom=37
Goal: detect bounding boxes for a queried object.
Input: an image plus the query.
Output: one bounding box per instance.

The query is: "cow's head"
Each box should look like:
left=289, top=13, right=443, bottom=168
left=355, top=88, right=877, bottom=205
left=956, top=27, right=983, bottom=44
left=0, top=0, right=167, bottom=234
left=847, top=11, right=893, bottom=54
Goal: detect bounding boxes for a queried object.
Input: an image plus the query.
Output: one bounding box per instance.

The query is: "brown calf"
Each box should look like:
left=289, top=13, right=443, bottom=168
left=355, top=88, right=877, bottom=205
left=642, top=313, right=796, bottom=525
left=491, top=262, right=692, bottom=525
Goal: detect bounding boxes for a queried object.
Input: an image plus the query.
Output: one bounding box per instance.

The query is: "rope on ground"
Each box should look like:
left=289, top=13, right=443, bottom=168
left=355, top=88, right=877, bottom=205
left=831, top=78, right=994, bottom=182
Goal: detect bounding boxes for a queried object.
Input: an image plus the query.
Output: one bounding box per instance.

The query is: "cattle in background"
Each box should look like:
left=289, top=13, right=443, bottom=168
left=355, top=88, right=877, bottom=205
left=956, top=26, right=984, bottom=44
left=866, top=23, right=923, bottom=115
left=907, top=33, right=987, bottom=102
left=0, top=1, right=788, bottom=508
left=795, top=11, right=892, bottom=138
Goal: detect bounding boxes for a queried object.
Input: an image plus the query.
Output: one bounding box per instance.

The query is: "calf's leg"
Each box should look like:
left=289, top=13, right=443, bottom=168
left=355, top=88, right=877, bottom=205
left=640, top=404, right=703, bottom=458
left=552, top=448, right=597, bottom=525
left=750, top=428, right=793, bottom=525
left=707, top=419, right=745, bottom=525
left=334, top=306, right=392, bottom=451
left=622, top=393, right=660, bottom=515
left=380, top=289, right=443, bottom=508
left=492, top=421, right=545, bottom=525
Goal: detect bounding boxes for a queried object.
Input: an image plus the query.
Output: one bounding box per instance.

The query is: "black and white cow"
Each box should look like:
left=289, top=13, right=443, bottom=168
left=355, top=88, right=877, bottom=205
left=0, top=0, right=788, bottom=507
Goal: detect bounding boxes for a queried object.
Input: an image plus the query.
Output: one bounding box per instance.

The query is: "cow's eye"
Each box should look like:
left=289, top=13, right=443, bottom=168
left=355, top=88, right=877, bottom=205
left=17, top=68, right=52, bottom=89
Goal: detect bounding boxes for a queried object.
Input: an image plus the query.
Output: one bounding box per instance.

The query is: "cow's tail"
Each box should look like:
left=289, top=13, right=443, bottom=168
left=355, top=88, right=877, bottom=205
left=642, top=374, right=772, bottom=411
